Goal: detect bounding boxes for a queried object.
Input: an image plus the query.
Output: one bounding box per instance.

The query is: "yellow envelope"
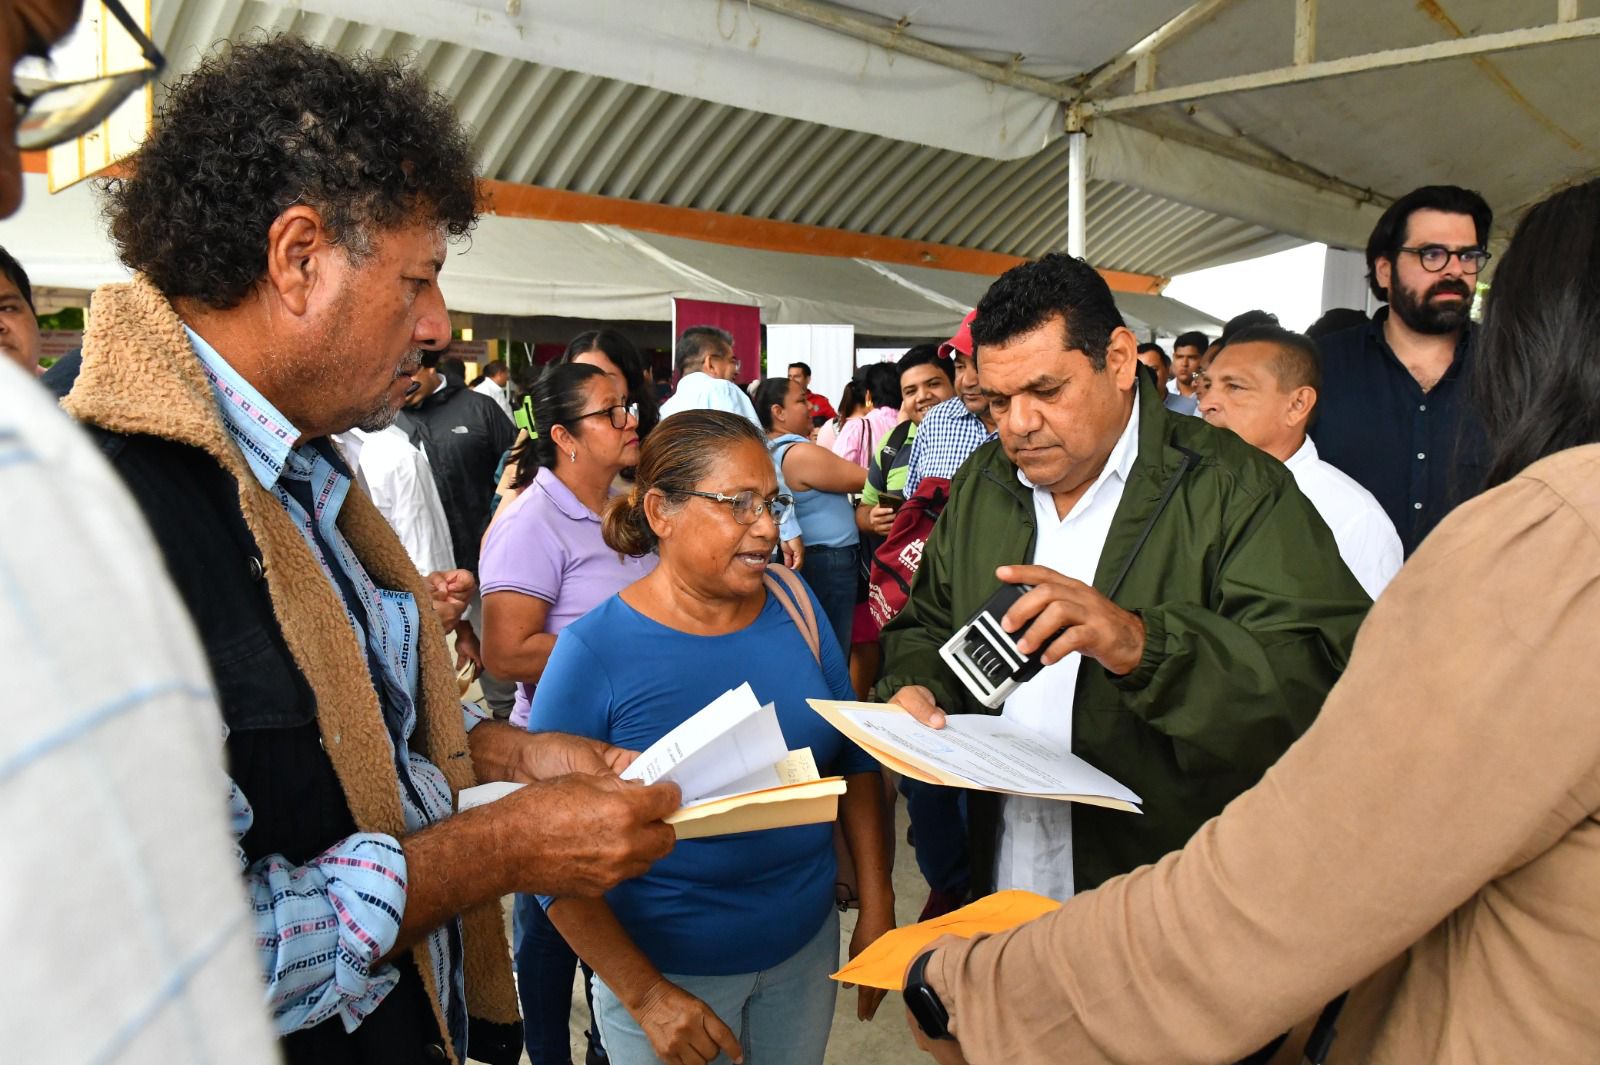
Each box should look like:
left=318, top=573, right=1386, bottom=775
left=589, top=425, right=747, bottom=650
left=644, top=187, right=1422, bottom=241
left=831, top=890, right=1061, bottom=990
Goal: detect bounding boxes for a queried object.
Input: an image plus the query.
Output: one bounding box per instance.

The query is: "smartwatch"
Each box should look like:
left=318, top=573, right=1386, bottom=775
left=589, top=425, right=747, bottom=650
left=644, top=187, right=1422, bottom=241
left=904, top=950, right=954, bottom=1041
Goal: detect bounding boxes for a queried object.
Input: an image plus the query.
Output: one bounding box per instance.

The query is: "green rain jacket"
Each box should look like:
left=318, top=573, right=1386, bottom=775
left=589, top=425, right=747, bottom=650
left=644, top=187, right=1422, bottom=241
left=875, top=374, right=1371, bottom=894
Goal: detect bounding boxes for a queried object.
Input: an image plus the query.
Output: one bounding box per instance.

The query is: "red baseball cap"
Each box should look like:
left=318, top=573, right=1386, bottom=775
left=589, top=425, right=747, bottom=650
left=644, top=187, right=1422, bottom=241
left=938, top=309, right=977, bottom=361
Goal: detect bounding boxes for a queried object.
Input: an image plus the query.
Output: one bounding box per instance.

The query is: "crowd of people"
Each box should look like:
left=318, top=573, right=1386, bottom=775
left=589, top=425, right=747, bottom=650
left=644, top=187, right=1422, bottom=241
left=3, top=7, right=1598, bottom=1065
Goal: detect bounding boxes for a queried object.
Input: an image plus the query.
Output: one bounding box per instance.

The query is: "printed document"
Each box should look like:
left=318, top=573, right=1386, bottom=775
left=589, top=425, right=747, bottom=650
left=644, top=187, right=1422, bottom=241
left=810, top=700, right=1141, bottom=811
left=459, top=686, right=848, bottom=839
left=621, top=682, right=789, bottom=805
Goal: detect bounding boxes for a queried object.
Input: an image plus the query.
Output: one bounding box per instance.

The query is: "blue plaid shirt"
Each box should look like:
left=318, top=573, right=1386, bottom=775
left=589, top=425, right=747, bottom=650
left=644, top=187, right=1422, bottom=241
left=193, top=331, right=479, bottom=1053
left=903, top=396, right=997, bottom=495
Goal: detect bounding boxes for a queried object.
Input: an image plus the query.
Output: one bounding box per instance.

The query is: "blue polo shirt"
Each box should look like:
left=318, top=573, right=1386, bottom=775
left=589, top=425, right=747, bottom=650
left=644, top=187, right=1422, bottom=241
left=1310, top=309, right=1488, bottom=556
left=529, top=585, right=875, bottom=975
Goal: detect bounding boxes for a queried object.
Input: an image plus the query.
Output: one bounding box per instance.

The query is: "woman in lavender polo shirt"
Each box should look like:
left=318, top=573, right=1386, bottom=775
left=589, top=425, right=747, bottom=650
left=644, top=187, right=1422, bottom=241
left=479, top=361, right=655, bottom=1064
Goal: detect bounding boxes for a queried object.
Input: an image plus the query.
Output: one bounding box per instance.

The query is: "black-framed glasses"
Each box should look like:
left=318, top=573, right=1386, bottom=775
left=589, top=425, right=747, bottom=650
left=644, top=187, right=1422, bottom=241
left=1398, top=245, right=1491, bottom=274
left=575, top=404, right=634, bottom=430
left=12, top=0, right=165, bottom=152
left=677, top=488, right=793, bottom=526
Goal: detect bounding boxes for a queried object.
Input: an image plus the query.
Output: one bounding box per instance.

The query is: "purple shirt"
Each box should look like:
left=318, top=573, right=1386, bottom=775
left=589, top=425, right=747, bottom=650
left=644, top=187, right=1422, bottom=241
left=479, top=466, right=656, bottom=726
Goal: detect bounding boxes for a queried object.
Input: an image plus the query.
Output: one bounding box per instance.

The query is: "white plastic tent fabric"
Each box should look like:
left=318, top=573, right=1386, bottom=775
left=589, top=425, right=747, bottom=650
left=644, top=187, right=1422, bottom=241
left=282, top=0, right=1084, bottom=163
left=2, top=174, right=1215, bottom=337
left=277, top=0, right=1597, bottom=254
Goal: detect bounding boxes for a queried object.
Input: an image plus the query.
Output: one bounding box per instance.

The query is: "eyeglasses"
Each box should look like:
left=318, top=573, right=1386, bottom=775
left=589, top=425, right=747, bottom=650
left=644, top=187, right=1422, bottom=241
left=575, top=404, right=635, bottom=430
left=12, top=0, right=166, bottom=152
left=1397, top=245, right=1491, bottom=274
left=676, top=488, right=793, bottom=526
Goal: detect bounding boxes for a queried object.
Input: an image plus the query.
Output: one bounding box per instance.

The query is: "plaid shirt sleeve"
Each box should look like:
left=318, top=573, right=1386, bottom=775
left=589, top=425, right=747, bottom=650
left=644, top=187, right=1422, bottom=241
left=231, top=779, right=408, bottom=1035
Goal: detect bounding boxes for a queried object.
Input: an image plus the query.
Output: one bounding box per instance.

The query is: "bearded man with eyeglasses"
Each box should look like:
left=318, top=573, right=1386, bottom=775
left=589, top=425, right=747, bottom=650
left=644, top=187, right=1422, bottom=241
left=1312, top=185, right=1495, bottom=555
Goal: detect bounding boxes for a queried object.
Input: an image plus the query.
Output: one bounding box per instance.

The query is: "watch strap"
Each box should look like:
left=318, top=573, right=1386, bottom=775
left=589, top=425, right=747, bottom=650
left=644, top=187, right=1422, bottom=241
left=906, top=950, right=953, bottom=1041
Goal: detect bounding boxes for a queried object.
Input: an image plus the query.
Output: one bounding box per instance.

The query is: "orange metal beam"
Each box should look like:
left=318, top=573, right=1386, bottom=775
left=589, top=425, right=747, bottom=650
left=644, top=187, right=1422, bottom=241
left=480, top=179, right=1168, bottom=295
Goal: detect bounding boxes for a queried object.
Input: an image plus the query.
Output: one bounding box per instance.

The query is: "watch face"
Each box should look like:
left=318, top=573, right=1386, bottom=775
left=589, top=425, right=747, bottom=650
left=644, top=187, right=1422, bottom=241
left=908, top=985, right=947, bottom=1040
left=906, top=957, right=951, bottom=1041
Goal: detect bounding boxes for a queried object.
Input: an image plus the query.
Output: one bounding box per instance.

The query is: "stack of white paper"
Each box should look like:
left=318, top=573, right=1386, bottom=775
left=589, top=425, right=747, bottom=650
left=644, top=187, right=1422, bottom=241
left=620, top=683, right=790, bottom=805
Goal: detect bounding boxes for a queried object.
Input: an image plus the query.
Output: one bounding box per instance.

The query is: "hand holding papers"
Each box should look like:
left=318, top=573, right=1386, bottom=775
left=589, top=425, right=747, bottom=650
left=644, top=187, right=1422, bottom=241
left=809, top=700, right=1141, bottom=811
left=461, top=684, right=847, bottom=839
left=831, top=890, right=1061, bottom=990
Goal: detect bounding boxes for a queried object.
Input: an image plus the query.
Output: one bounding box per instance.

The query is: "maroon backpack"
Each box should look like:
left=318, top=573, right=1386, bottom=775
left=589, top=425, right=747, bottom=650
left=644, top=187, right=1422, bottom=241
left=866, top=475, right=951, bottom=632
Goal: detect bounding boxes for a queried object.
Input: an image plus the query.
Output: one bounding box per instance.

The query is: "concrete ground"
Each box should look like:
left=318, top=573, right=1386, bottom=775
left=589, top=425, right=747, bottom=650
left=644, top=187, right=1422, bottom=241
left=499, top=799, right=931, bottom=1065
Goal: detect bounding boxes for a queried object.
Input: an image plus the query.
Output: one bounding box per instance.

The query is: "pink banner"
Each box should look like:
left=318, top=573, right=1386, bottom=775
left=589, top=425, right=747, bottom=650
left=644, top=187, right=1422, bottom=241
left=671, top=298, right=763, bottom=385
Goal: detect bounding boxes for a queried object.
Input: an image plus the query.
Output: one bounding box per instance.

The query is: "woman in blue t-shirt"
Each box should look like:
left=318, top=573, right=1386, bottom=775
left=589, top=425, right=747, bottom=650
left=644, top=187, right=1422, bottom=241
left=531, top=411, right=894, bottom=1065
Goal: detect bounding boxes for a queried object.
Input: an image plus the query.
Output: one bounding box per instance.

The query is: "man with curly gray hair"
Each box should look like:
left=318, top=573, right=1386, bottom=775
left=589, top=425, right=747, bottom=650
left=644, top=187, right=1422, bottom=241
left=59, top=35, right=681, bottom=1065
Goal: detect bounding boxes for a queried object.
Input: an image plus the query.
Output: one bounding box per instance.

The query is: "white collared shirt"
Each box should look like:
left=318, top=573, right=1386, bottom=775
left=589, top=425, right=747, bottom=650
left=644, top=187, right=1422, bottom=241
left=660, top=371, right=761, bottom=426
left=337, top=424, right=458, bottom=577
left=1284, top=436, right=1403, bottom=600
left=995, top=400, right=1141, bottom=901
left=472, top=376, right=515, bottom=423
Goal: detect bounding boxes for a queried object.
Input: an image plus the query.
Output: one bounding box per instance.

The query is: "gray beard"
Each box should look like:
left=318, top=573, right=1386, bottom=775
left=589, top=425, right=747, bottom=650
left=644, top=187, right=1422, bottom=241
left=355, top=400, right=400, bottom=432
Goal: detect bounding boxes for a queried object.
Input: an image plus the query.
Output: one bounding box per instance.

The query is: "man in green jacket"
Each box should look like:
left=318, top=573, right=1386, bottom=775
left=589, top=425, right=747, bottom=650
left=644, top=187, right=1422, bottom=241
left=876, top=254, right=1370, bottom=897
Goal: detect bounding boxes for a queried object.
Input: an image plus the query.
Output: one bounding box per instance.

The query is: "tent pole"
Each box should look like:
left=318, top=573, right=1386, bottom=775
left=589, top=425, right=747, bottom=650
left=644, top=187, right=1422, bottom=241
left=1067, top=130, right=1087, bottom=259
left=1081, top=15, right=1600, bottom=116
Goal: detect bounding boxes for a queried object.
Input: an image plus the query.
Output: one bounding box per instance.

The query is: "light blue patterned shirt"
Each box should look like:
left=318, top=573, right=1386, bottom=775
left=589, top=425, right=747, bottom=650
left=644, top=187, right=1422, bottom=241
left=191, top=330, right=478, bottom=1054
left=903, top=395, right=998, bottom=495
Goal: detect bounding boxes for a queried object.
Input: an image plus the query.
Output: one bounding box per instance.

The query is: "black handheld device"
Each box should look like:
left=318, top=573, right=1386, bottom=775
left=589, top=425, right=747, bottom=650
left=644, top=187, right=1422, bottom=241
left=938, top=583, right=1045, bottom=708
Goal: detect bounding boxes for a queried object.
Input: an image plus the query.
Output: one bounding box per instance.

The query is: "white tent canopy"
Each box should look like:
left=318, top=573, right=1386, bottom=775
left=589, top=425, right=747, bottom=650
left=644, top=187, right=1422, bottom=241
left=2, top=173, right=1217, bottom=337
left=272, top=0, right=1600, bottom=256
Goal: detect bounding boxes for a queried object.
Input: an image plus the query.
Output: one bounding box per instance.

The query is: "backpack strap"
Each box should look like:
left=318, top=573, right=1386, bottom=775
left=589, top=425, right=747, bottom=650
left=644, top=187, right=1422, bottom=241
left=763, top=564, right=822, bottom=666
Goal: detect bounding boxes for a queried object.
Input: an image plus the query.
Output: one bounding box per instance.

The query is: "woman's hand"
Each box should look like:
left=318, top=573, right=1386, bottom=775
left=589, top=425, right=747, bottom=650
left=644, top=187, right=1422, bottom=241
left=633, top=977, right=744, bottom=1065
left=847, top=904, right=896, bottom=1021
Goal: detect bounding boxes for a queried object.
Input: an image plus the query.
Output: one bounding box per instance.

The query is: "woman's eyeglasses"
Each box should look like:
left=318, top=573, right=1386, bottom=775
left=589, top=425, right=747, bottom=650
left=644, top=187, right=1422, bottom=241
left=677, top=489, right=794, bottom=526
left=574, top=404, right=635, bottom=430
left=12, top=0, right=165, bottom=152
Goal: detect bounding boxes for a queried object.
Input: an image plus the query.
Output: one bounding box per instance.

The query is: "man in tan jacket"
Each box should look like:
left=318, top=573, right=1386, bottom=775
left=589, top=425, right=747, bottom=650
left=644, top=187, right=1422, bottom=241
left=900, top=177, right=1600, bottom=1065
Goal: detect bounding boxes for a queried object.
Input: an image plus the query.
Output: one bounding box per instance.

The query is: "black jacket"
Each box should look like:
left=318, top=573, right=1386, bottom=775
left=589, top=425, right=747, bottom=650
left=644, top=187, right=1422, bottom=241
left=395, top=383, right=516, bottom=574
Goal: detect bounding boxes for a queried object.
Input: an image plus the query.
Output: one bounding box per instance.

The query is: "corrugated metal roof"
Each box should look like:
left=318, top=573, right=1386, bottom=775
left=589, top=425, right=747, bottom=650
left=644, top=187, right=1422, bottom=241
left=150, top=0, right=1298, bottom=277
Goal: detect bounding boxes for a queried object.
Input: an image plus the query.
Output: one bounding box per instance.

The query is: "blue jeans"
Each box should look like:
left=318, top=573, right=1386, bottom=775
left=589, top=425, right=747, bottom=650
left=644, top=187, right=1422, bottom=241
left=799, top=544, right=856, bottom=656
left=590, top=908, right=840, bottom=1065
left=514, top=893, right=605, bottom=1064
left=900, top=778, right=969, bottom=897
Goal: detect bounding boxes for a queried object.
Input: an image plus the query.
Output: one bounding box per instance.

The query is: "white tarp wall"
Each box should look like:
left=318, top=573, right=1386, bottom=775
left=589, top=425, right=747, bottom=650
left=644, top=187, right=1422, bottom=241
left=766, top=324, right=855, bottom=413
left=1320, top=247, right=1378, bottom=316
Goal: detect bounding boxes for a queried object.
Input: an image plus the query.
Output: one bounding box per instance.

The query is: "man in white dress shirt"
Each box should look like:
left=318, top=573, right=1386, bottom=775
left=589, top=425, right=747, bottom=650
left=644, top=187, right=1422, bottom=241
left=1200, top=323, right=1403, bottom=600
left=879, top=255, right=1369, bottom=905
left=660, top=326, right=759, bottom=420
left=470, top=359, right=515, bottom=423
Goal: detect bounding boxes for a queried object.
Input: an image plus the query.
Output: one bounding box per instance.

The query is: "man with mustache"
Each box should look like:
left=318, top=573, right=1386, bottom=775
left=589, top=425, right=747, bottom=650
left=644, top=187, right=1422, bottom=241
left=59, top=37, right=681, bottom=1064
left=1312, top=185, right=1493, bottom=555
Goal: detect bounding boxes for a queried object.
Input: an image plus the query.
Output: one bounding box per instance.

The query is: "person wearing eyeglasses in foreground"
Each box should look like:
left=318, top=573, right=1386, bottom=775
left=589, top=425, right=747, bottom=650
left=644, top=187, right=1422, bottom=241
left=1311, top=185, right=1494, bottom=556
left=903, top=175, right=1600, bottom=1065
left=2, top=2, right=286, bottom=1059
left=3, top=0, right=162, bottom=216
left=530, top=411, right=895, bottom=1065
